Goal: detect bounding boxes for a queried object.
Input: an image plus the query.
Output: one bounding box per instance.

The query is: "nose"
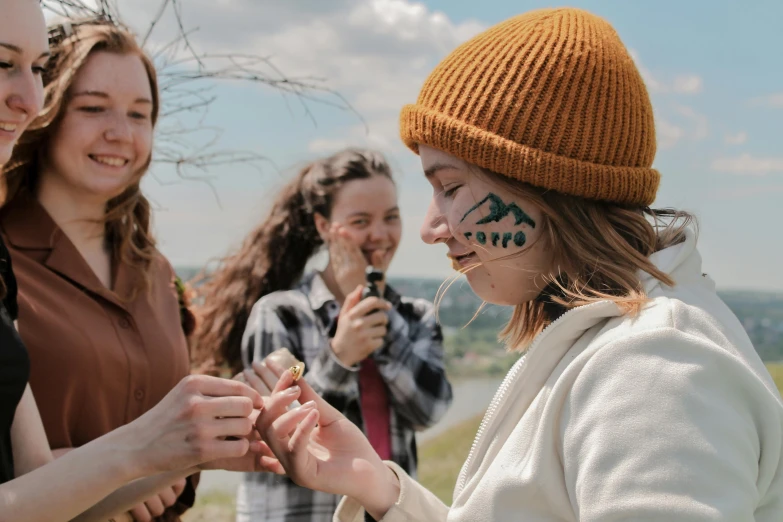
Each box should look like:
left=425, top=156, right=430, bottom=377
left=420, top=198, right=451, bottom=245
left=104, top=112, right=133, bottom=143
left=7, top=71, right=43, bottom=120
left=369, top=220, right=387, bottom=242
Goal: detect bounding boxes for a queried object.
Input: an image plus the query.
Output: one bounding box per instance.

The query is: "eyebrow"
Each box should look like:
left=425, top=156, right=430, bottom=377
left=346, top=207, right=399, bottom=218
left=424, top=162, right=461, bottom=178
left=72, top=90, right=153, bottom=104
left=0, top=42, right=50, bottom=60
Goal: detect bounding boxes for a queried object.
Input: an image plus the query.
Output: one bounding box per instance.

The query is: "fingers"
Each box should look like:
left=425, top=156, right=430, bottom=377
left=199, top=396, right=256, bottom=419
left=288, top=409, right=319, bottom=454
left=204, top=438, right=251, bottom=461
left=209, top=417, right=255, bottom=439
left=364, top=310, right=390, bottom=327
left=157, top=485, right=180, bottom=509
left=130, top=503, right=152, bottom=522
left=371, top=249, right=385, bottom=268
left=181, top=375, right=262, bottom=408
left=342, top=284, right=365, bottom=312
left=256, top=385, right=301, bottom=436
left=270, top=401, right=317, bottom=437
left=243, top=368, right=271, bottom=396
left=264, top=359, right=296, bottom=393
left=350, top=297, right=391, bottom=317
left=172, top=478, right=187, bottom=497
left=367, top=327, right=387, bottom=342
left=290, top=377, right=344, bottom=426
left=252, top=360, right=281, bottom=389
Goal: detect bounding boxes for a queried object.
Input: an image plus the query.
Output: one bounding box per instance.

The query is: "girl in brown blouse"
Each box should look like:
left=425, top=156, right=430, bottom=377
left=1, top=18, right=198, bottom=522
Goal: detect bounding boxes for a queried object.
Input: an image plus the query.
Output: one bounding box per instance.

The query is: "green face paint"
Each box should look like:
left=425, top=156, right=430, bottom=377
left=502, top=232, right=513, bottom=248
left=460, top=193, right=536, bottom=228
left=514, top=231, right=526, bottom=247
left=491, top=232, right=500, bottom=246
left=464, top=232, right=473, bottom=240
left=476, top=231, right=487, bottom=245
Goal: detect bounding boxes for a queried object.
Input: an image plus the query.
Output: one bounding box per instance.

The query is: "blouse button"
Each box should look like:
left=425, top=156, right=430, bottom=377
left=118, top=317, right=131, bottom=329
left=134, top=388, right=145, bottom=401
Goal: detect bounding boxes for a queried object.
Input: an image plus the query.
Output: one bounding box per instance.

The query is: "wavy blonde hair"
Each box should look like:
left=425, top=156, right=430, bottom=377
left=1, top=20, right=160, bottom=297
left=452, top=168, right=695, bottom=351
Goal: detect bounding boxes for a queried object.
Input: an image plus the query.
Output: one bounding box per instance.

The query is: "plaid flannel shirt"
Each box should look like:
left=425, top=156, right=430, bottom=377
left=236, top=271, right=453, bottom=522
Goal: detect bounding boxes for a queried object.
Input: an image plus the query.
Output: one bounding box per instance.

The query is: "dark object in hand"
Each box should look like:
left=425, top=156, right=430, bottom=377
left=361, top=266, right=384, bottom=300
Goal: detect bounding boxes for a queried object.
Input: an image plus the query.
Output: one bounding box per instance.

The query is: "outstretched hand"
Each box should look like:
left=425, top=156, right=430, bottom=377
left=254, top=360, right=400, bottom=520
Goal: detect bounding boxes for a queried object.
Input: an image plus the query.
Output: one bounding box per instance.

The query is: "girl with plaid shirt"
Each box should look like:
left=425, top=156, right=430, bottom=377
left=192, top=148, right=453, bottom=522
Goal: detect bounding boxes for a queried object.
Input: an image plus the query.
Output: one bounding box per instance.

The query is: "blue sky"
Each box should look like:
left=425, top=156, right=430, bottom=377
left=98, top=0, right=782, bottom=291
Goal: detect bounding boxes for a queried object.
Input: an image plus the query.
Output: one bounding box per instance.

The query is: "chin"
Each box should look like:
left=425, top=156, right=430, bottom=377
left=0, top=147, right=12, bottom=166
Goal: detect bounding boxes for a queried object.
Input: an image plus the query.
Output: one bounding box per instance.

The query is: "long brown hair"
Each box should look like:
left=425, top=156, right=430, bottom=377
left=458, top=167, right=695, bottom=350
left=191, top=148, right=394, bottom=376
left=1, top=19, right=160, bottom=297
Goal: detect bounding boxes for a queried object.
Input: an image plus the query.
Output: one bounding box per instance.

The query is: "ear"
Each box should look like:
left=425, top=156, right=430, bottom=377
left=313, top=212, right=331, bottom=242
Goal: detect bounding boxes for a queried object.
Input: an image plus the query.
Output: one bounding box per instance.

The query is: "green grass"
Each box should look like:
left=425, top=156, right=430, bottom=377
left=418, top=414, right=484, bottom=505
left=767, top=363, right=783, bottom=394
left=182, top=489, right=235, bottom=522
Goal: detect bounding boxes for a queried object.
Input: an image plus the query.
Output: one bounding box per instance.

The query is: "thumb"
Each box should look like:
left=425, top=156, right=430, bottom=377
left=371, top=250, right=384, bottom=268
left=342, top=284, right=364, bottom=312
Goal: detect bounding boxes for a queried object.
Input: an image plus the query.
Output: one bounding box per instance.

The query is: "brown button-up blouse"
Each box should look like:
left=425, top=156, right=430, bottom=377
left=0, top=192, right=195, bottom=519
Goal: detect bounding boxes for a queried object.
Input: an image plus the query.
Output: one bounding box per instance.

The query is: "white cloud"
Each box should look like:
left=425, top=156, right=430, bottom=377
left=711, top=154, right=783, bottom=175
left=657, top=118, right=685, bottom=149
left=749, top=92, right=783, bottom=108
left=630, top=50, right=703, bottom=95
left=114, top=0, right=485, bottom=155
left=724, top=131, right=748, bottom=146
left=674, top=105, right=708, bottom=141
left=672, top=75, right=703, bottom=94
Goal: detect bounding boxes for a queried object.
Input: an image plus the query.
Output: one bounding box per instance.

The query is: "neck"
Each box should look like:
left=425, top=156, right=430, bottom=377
left=36, top=171, right=108, bottom=253
left=320, top=263, right=345, bottom=304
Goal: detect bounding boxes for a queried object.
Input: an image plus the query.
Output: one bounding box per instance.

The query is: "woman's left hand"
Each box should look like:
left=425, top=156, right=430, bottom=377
left=127, top=479, right=186, bottom=521
left=255, top=360, right=401, bottom=520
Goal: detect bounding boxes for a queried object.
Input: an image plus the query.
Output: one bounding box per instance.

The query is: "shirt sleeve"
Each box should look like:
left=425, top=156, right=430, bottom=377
left=333, top=461, right=449, bottom=522
left=373, top=300, right=453, bottom=430
left=561, top=327, right=782, bottom=521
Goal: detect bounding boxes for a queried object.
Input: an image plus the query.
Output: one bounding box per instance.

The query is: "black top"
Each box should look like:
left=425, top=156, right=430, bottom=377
left=0, top=235, right=30, bottom=484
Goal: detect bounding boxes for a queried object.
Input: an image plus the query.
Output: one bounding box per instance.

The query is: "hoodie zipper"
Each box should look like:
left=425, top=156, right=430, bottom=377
left=456, top=300, right=613, bottom=493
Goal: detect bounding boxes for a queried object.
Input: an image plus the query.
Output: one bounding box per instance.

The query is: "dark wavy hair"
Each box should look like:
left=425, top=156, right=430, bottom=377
left=190, top=148, right=394, bottom=376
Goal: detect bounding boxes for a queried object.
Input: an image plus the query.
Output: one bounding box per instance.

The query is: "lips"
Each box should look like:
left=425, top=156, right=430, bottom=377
left=0, top=122, right=19, bottom=133
left=448, top=251, right=479, bottom=270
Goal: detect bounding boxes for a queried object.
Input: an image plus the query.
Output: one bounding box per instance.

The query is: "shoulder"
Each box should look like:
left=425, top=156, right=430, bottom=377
left=396, top=296, right=437, bottom=322
left=247, top=287, right=314, bottom=329
left=574, top=294, right=780, bottom=412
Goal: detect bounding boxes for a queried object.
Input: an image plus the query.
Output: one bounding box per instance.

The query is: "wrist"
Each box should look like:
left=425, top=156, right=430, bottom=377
left=361, top=463, right=400, bottom=521
left=105, top=424, right=155, bottom=480
left=330, top=339, right=358, bottom=367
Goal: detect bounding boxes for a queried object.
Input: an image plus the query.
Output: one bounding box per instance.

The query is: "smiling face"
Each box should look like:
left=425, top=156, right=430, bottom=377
left=0, top=0, right=49, bottom=165
left=318, top=174, right=401, bottom=272
left=40, top=51, right=154, bottom=203
left=419, top=145, right=554, bottom=305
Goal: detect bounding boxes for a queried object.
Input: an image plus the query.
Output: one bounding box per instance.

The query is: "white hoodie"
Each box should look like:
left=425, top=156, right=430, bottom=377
left=335, top=228, right=783, bottom=521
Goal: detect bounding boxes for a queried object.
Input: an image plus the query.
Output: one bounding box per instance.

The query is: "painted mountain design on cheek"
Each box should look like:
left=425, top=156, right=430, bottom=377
left=459, top=193, right=537, bottom=228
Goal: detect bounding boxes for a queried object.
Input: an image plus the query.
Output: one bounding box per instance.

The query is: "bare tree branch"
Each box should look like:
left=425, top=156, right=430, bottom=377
left=41, top=0, right=366, bottom=198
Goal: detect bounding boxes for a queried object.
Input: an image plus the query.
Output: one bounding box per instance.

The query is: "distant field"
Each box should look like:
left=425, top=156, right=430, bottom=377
left=768, top=362, right=783, bottom=392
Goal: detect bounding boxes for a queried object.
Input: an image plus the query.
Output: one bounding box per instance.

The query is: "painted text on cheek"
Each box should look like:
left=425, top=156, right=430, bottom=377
left=461, top=193, right=536, bottom=249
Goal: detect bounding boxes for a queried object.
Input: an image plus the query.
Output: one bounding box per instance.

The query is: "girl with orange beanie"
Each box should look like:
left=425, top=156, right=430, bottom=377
left=253, top=7, right=783, bottom=521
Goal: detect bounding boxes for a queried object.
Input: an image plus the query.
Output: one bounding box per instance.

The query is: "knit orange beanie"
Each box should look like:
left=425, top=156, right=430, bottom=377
left=400, top=8, right=659, bottom=206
